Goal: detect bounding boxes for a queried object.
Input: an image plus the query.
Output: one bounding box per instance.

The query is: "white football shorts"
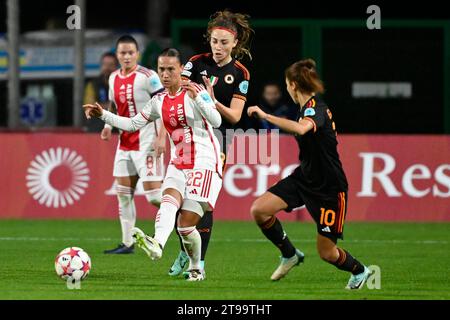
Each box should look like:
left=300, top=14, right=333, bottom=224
left=113, top=149, right=165, bottom=182
left=162, top=164, right=222, bottom=215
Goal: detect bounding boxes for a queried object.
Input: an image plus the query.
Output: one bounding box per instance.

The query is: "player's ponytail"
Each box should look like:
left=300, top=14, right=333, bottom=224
left=206, top=10, right=254, bottom=61
left=285, top=58, right=325, bottom=94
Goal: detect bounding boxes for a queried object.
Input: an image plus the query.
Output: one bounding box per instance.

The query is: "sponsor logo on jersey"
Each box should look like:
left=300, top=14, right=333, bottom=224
left=209, top=76, right=219, bottom=87
left=126, top=83, right=136, bottom=117
left=200, top=70, right=208, bottom=76
left=304, top=108, right=315, bottom=117
left=184, top=62, right=193, bottom=70
left=224, top=74, right=234, bottom=84
left=321, top=226, right=331, bottom=233
left=239, top=80, right=249, bottom=94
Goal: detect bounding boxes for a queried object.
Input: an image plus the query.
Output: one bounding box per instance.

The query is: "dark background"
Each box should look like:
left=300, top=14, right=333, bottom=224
left=1, top=0, right=449, bottom=133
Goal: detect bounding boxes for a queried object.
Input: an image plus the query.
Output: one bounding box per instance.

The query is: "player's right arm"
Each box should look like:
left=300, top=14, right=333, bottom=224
left=84, top=98, right=158, bottom=133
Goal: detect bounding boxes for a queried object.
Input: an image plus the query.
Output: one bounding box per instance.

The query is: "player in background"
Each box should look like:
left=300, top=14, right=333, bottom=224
left=84, top=48, right=222, bottom=281
left=247, top=59, right=372, bottom=289
left=102, top=35, right=167, bottom=254
left=169, top=9, right=253, bottom=278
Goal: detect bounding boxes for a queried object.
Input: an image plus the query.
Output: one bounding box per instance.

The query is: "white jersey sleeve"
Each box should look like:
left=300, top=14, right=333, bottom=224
left=148, top=71, right=164, bottom=96
left=100, top=97, right=159, bottom=132
left=108, top=72, right=115, bottom=102
left=192, top=89, right=222, bottom=128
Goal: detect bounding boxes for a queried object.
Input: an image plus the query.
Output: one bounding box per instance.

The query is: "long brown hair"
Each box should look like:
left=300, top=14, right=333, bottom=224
left=285, top=58, right=324, bottom=94
left=206, top=10, right=254, bottom=60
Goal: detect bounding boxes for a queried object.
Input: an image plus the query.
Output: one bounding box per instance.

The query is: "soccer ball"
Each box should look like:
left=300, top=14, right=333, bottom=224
left=54, top=247, right=91, bottom=281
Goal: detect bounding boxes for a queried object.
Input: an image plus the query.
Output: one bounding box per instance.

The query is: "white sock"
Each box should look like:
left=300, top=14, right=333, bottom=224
left=177, top=226, right=201, bottom=271
left=144, top=188, right=162, bottom=207
left=153, top=194, right=180, bottom=247
left=116, top=185, right=136, bottom=247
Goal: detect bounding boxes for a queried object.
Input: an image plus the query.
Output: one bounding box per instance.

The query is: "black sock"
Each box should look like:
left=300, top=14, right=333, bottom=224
left=197, top=211, right=213, bottom=260
left=332, top=248, right=365, bottom=275
left=258, top=216, right=296, bottom=258
left=175, top=210, right=185, bottom=253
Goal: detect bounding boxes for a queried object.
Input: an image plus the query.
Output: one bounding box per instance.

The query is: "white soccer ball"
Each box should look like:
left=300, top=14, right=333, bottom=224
left=54, top=247, right=91, bottom=281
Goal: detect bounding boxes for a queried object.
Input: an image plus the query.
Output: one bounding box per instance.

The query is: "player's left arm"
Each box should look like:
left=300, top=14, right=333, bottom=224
left=203, top=67, right=249, bottom=125
left=248, top=105, right=322, bottom=136
left=182, top=81, right=222, bottom=128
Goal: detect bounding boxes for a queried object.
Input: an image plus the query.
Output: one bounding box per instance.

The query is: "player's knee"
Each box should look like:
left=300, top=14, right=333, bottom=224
left=318, top=247, right=339, bottom=263
left=250, top=200, right=268, bottom=221
left=144, top=188, right=162, bottom=206
left=116, top=185, right=135, bottom=206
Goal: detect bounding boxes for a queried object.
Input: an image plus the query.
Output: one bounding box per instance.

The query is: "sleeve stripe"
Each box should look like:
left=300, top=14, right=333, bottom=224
left=233, top=94, right=247, bottom=101
left=137, top=66, right=151, bottom=77
left=303, top=117, right=317, bottom=133
left=140, top=111, right=150, bottom=121
left=150, top=87, right=165, bottom=98
left=189, top=53, right=209, bottom=62
left=234, top=61, right=250, bottom=80
left=192, top=83, right=204, bottom=93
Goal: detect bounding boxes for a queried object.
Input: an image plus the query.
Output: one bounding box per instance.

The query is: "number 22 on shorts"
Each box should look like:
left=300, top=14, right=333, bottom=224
left=187, top=171, right=203, bottom=188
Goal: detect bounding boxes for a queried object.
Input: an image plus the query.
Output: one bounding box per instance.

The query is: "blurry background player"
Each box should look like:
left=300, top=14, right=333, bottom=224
left=83, top=52, right=119, bottom=132
left=84, top=48, right=223, bottom=281
left=254, top=82, right=297, bottom=132
left=102, top=35, right=166, bottom=254
left=170, top=10, right=253, bottom=277
left=247, top=59, right=372, bottom=289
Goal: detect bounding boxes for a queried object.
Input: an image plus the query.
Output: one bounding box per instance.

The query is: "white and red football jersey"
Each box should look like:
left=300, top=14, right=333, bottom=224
left=108, top=65, right=164, bottom=152
left=144, top=86, right=222, bottom=176
left=101, top=83, right=222, bottom=176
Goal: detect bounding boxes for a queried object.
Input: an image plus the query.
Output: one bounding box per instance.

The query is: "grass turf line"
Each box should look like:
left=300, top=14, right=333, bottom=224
left=0, top=220, right=449, bottom=300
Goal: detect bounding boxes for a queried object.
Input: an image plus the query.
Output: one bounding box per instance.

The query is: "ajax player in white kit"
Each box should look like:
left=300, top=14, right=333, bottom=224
left=102, top=35, right=166, bottom=254
left=84, top=48, right=222, bottom=281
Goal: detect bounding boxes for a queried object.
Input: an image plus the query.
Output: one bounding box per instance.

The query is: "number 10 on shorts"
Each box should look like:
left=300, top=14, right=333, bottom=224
left=320, top=208, right=336, bottom=227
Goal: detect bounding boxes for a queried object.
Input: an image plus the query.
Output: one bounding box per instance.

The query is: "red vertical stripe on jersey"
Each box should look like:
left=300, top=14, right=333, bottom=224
left=161, top=91, right=195, bottom=169
left=114, top=73, right=140, bottom=151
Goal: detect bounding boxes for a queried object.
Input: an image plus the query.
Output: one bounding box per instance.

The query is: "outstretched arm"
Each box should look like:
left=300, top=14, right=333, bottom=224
left=83, top=102, right=152, bottom=133
left=247, top=105, right=314, bottom=136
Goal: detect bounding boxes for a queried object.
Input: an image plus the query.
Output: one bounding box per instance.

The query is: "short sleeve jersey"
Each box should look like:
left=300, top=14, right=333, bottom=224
left=181, top=53, right=250, bottom=137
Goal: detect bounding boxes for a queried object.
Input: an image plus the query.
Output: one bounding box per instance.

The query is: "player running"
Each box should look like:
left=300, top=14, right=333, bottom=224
left=169, top=9, right=254, bottom=278
left=247, top=58, right=372, bottom=289
left=84, top=48, right=222, bottom=281
left=102, top=35, right=166, bottom=254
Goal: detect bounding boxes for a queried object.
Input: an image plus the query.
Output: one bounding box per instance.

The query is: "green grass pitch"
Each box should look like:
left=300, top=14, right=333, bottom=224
left=0, top=220, right=449, bottom=300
